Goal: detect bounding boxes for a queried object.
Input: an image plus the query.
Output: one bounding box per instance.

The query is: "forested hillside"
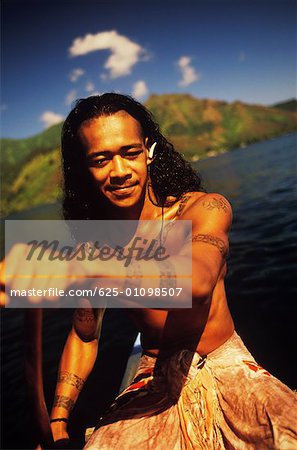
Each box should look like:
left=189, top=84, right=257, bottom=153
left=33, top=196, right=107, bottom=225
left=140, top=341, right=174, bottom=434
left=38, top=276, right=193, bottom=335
left=1, top=94, right=296, bottom=216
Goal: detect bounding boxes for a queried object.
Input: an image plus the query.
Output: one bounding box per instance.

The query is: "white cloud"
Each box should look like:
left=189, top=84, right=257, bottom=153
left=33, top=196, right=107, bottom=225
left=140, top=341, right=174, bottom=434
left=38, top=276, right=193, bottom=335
left=69, top=68, right=85, bottom=82
left=0, top=104, right=7, bottom=112
left=85, top=81, right=95, bottom=93
left=65, top=89, right=77, bottom=105
left=89, top=91, right=101, bottom=96
left=40, top=111, right=64, bottom=129
left=132, top=80, right=149, bottom=99
left=177, top=56, right=199, bottom=87
left=69, top=30, right=146, bottom=79
left=239, top=51, right=246, bottom=62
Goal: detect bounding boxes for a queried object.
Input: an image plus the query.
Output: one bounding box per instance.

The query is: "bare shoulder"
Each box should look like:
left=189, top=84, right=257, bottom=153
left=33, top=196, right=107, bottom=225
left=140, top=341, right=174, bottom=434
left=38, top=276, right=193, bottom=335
left=179, top=192, right=233, bottom=231
left=195, top=192, right=232, bottom=215
left=177, top=191, right=232, bottom=214
left=173, top=191, right=207, bottom=217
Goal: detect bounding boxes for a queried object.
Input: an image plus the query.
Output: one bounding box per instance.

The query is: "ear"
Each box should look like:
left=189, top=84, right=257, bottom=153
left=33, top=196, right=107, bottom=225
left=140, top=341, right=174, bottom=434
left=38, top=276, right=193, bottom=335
left=146, top=141, right=157, bottom=165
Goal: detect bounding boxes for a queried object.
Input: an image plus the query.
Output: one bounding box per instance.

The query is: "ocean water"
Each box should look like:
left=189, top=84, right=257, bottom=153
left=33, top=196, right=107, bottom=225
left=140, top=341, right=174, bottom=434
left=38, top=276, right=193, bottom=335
left=196, top=132, right=297, bottom=387
left=1, top=133, right=296, bottom=449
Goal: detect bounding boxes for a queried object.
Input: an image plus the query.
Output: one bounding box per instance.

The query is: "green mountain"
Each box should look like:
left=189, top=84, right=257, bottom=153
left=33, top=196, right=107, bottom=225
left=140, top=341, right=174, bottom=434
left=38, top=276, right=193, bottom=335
left=1, top=94, right=296, bottom=216
left=270, top=98, right=297, bottom=112
left=1, top=122, right=62, bottom=186
left=146, top=94, right=297, bottom=157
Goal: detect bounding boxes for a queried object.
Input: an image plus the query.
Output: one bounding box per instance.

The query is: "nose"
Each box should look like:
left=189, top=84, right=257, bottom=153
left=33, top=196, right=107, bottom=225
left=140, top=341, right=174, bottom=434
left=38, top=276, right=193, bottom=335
left=110, top=155, right=132, bottom=182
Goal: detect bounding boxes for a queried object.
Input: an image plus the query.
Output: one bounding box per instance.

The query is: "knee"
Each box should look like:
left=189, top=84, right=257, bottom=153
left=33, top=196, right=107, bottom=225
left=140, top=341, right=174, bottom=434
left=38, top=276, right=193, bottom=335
left=73, top=308, right=99, bottom=342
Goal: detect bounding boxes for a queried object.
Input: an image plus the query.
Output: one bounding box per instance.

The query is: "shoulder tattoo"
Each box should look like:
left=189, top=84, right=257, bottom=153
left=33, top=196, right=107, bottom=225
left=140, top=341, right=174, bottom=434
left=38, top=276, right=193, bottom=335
left=175, top=195, right=191, bottom=218
left=192, top=234, right=228, bottom=256
left=202, top=196, right=229, bottom=213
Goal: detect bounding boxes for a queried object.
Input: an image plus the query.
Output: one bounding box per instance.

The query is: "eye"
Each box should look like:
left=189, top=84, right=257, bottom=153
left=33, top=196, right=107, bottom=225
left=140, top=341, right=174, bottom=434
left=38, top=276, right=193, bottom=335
left=92, top=157, right=109, bottom=167
left=125, top=150, right=143, bottom=159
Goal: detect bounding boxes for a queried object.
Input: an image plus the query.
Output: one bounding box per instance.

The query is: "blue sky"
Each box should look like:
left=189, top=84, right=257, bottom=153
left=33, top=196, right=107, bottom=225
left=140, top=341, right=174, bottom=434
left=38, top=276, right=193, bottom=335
left=1, top=0, right=296, bottom=138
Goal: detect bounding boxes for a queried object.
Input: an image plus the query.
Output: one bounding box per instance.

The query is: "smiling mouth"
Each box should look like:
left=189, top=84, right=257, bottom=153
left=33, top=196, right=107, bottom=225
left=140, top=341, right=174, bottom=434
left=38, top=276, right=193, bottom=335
left=109, top=183, right=138, bottom=194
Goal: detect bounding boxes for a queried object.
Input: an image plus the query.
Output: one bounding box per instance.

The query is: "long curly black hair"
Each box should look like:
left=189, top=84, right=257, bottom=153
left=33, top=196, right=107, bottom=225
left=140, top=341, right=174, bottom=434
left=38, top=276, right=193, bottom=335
left=61, top=93, right=204, bottom=219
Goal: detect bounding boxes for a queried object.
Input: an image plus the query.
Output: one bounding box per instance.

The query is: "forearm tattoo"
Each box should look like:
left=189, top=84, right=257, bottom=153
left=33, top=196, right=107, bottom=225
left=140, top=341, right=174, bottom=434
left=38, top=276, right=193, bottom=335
left=202, top=197, right=229, bottom=213
left=58, top=371, right=85, bottom=391
left=192, top=234, right=228, bottom=256
left=157, top=259, right=177, bottom=289
left=53, top=395, right=75, bottom=412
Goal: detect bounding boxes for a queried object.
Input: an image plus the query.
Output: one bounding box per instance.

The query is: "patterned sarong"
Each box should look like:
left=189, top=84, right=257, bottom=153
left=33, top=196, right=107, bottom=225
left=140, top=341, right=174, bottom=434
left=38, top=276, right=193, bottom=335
left=85, top=332, right=297, bottom=449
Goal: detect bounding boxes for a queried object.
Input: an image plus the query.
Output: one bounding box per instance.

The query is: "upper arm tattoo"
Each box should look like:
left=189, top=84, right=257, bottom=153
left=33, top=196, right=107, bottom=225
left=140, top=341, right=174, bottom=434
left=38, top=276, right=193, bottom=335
left=192, top=234, right=228, bottom=256
left=202, top=196, right=229, bottom=213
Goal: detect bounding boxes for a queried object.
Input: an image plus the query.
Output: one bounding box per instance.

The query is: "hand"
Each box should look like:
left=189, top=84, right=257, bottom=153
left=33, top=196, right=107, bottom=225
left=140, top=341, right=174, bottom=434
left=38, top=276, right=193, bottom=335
left=51, top=421, right=70, bottom=448
left=0, top=260, right=9, bottom=307
left=0, top=243, right=83, bottom=305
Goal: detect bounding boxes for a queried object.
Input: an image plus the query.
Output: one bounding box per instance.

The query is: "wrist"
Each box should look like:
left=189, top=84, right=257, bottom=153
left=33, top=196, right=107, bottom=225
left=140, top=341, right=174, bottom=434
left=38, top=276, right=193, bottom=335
left=50, top=418, right=69, bottom=424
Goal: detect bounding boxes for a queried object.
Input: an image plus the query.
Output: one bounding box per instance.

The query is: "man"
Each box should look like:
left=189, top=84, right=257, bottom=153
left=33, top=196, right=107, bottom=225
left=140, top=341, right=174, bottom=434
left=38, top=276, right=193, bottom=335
left=23, top=94, right=297, bottom=448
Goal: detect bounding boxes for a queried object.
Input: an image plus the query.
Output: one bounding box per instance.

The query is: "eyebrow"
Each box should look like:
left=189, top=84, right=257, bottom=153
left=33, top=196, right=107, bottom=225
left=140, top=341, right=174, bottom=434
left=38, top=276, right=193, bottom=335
left=87, top=143, right=143, bottom=159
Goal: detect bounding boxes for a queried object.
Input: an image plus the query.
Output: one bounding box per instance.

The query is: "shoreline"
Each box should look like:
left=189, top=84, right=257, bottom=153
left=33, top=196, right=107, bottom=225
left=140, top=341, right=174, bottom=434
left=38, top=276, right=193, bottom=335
left=1, top=132, right=296, bottom=218
left=188, top=130, right=297, bottom=162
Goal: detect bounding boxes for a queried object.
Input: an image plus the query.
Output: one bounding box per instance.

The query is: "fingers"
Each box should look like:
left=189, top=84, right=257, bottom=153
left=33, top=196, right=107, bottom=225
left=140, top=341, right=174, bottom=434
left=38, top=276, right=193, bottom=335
left=0, top=260, right=5, bottom=286
left=5, top=244, right=28, bottom=283
left=2, top=244, right=31, bottom=303
left=1, top=243, right=87, bottom=306
left=0, top=260, right=9, bottom=307
left=0, top=289, right=9, bottom=307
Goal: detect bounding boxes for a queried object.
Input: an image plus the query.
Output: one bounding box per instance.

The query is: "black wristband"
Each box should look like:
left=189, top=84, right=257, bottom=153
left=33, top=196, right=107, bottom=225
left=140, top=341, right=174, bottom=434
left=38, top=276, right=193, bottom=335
left=50, top=418, right=68, bottom=424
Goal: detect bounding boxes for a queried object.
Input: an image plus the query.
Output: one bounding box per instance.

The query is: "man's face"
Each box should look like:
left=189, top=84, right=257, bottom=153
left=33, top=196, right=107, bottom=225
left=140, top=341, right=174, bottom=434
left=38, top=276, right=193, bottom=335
left=79, top=111, right=150, bottom=209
